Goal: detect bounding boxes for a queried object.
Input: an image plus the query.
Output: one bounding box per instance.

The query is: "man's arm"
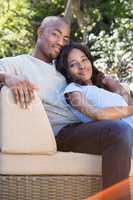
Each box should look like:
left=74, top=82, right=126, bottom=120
left=94, top=69, right=133, bottom=105
left=0, top=72, right=38, bottom=108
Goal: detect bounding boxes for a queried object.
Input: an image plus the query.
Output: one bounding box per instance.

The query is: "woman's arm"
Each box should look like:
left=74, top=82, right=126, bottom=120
left=67, top=91, right=133, bottom=121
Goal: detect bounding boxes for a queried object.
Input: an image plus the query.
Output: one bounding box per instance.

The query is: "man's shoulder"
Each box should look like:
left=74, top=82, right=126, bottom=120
left=0, top=54, right=30, bottom=63
left=0, top=54, right=31, bottom=73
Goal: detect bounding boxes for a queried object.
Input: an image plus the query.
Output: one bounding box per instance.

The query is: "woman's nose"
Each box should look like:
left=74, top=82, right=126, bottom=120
left=79, top=63, right=85, bottom=69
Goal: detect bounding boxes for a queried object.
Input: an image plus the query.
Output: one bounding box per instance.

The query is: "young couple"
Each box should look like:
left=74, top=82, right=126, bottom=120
left=0, top=16, right=133, bottom=199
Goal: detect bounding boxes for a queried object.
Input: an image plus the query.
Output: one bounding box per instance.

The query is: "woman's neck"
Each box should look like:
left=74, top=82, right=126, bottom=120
left=75, top=79, right=93, bottom=86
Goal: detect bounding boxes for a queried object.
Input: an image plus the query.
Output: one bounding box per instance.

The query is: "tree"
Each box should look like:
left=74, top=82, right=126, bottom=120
left=64, top=0, right=133, bottom=82
left=0, top=0, right=67, bottom=57
left=0, top=0, right=132, bottom=82
left=0, top=0, right=34, bottom=57
left=86, top=0, right=133, bottom=82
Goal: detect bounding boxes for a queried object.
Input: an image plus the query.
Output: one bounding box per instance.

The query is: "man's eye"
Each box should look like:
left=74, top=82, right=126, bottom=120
left=64, top=38, right=69, bottom=44
left=53, top=32, right=59, bottom=37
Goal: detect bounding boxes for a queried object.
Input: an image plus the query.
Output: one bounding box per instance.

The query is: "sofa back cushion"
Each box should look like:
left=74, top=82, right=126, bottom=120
left=0, top=87, right=57, bottom=154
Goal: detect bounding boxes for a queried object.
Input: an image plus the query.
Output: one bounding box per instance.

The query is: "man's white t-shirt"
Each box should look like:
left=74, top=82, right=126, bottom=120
left=0, top=55, right=79, bottom=135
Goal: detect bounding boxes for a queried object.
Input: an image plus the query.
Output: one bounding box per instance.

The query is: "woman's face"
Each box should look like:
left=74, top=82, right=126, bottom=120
left=67, top=48, right=93, bottom=85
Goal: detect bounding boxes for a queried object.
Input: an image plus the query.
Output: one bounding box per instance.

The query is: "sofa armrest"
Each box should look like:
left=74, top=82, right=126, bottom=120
left=0, top=86, right=57, bottom=154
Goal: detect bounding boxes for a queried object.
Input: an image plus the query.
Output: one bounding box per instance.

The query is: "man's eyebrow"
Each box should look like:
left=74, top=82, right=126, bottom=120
left=54, top=29, right=70, bottom=38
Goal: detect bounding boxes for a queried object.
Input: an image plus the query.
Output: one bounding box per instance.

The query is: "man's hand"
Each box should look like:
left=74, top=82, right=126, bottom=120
left=101, top=75, right=133, bottom=105
left=101, top=75, right=121, bottom=92
left=5, top=74, right=38, bottom=108
left=95, top=72, right=121, bottom=92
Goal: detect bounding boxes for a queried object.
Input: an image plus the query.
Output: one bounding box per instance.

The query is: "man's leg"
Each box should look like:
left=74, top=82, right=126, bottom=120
left=56, top=120, right=133, bottom=199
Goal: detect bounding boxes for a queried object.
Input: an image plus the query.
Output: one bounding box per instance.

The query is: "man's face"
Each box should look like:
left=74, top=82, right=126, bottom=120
left=37, top=20, right=70, bottom=63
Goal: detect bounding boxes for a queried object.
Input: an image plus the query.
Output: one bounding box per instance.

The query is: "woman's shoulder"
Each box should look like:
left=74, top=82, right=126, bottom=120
left=64, top=82, right=83, bottom=94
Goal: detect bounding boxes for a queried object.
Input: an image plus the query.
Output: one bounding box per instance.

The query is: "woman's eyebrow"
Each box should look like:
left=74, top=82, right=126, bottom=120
left=69, top=55, right=86, bottom=63
left=81, top=55, right=87, bottom=58
left=68, top=54, right=87, bottom=63
left=69, top=59, right=77, bottom=63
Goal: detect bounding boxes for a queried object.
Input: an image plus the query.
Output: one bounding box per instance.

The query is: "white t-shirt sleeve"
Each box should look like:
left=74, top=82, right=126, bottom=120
left=64, top=83, right=82, bottom=95
left=0, top=57, right=22, bottom=75
left=0, top=59, right=9, bottom=72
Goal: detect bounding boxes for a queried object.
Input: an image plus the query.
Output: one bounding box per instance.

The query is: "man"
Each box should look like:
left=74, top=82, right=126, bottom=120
left=0, top=16, right=133, bottom=199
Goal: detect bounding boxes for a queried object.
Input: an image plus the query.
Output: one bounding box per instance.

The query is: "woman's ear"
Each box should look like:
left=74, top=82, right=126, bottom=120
left=66, top=71, right=70, bottom=78
left=66, top=72, right=72, bottom=82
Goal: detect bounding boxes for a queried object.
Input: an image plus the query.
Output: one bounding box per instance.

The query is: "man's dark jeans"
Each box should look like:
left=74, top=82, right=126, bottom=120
left=56, top=120, right=133, bottom=200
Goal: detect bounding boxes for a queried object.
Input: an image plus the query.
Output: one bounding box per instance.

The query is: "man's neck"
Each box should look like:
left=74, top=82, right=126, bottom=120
left=32, top=47, right=53, bottom=64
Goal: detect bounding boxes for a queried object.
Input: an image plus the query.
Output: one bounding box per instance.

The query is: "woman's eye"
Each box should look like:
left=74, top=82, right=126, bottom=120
left=82, top=58, right=88, bottom=62
left=70, top=63, right=76, bottom=68
left=70, top=64, right=74, bottom=68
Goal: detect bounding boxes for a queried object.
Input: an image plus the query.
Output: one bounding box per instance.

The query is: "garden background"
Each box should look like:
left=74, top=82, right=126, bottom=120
left=0, top=0, right=132, bottom=82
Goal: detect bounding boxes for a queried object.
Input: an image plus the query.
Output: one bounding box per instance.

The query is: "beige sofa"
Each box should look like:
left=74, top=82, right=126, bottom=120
left=0, top=86, right=133, bottom=200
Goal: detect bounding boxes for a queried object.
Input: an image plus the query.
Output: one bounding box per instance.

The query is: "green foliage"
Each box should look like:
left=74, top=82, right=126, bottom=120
left=0, top=0, right=132, bottom=82
left=70, top=0, right=133, bottom=82
left=31, top=0, right=66, bottom=25
left=0, top=0, right=66, bottom=58
left=86, top=0, right=133, bottom=82
left=31, top=0, right=66, bottom=40
left=0, top=0, right=34, bottom=57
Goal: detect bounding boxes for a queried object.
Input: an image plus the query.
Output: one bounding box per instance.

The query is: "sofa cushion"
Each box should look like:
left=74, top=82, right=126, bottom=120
left=1, top=152, right=133, bottom=176
left=0, top=87, right=57, bottom=154
left=0, top=152, right=101, bottom=175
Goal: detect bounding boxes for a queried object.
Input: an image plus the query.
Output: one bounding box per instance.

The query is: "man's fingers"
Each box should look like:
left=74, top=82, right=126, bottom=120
left=9, top=80, right=38, bottom=108
left=25, top=80, right=39, bottom=91
left=11, top=87, right=19, bottom=104
left=28, top=88, right=35, bottom=102
left=31, top=84, right=39, bottom=90
left=23, top=88, right=32, bottom=108
left=18, top=87, right=26, bottom=108
left=26, top=82, right=38, bottom=103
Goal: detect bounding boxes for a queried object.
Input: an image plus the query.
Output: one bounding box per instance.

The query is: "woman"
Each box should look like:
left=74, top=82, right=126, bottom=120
left=56, top=43, right=133, bottom=129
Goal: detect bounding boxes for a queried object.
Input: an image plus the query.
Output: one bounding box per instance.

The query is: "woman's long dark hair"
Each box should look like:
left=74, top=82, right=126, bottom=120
left=55, top=43, right=102, bottom=86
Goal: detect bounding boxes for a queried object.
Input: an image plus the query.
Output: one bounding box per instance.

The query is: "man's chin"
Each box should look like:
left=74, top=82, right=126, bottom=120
left=51, top=52, right=60, bottom=59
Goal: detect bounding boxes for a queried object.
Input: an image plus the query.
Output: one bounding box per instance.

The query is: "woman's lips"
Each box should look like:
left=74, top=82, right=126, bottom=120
left=79, top=71, right=88, bottom=76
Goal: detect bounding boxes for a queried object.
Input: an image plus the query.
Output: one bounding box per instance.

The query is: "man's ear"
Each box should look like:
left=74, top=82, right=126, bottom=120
left=37, top=27, right=44, bottom=38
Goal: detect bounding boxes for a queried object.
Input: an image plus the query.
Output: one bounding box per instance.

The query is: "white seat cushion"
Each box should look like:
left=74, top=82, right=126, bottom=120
left=1, top=152, right=133, bottom=176
left=0, top=152, right=102, bottom=175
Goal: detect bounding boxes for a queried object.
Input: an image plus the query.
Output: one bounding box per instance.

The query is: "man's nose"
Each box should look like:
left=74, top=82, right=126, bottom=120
left=57, top=37, right=64, bottom=47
